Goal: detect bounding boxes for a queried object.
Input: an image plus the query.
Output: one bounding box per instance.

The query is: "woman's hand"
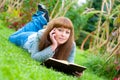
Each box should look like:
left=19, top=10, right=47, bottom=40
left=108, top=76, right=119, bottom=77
left=49, top=28, right=58, bottom=51
left=73, top=71, right=83, bottom=77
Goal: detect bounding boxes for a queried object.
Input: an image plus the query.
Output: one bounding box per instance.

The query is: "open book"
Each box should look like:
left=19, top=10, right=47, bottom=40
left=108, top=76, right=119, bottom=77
left=41, top=58, right=86, bottom=76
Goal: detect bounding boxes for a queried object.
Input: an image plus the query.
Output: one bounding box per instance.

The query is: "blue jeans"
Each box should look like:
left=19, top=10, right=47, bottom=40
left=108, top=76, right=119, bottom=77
left=9, top=11, right=47, bottom=47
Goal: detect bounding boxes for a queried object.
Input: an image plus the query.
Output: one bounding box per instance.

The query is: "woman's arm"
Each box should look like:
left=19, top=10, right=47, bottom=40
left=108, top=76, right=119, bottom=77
left=24, top=29, right=57, bottom=62
left=31, top=46, right=55, bottom=62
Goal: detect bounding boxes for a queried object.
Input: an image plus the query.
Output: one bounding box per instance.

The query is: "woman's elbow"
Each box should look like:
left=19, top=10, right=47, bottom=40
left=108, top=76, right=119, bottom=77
left=31, top=54, right=44, bottom=62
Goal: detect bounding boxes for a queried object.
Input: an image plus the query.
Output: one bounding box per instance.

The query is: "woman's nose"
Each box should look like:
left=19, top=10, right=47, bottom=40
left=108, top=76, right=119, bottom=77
left=61, top=31, right=66, bottom=36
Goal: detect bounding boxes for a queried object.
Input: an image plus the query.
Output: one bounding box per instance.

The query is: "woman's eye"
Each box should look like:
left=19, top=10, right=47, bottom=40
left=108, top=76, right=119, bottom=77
left=66, top=31, right=70, bottom=34
left=58, top=29, right=63, bottom=32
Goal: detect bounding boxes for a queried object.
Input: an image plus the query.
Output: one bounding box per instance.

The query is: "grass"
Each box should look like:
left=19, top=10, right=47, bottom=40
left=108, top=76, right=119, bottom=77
left=0, top=22, right=110, bottom=80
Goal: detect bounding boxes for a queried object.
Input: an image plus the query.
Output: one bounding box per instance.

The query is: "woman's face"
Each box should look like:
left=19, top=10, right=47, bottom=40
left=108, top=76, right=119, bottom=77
left=54, top=27, right=71, bottom=45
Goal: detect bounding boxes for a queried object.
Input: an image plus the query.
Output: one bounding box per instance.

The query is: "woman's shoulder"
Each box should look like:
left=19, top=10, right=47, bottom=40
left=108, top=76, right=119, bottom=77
left=73, top=41, right=76, bottom=46
left=37, top=29, right=45, bottom=38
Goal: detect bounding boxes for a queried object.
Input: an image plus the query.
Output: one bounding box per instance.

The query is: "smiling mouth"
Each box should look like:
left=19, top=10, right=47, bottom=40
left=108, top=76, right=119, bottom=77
left=59, top=38, right=65, bottom=40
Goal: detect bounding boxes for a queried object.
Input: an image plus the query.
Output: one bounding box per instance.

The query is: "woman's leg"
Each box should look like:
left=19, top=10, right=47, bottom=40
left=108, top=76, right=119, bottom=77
left=9, top=32, right=35, bottom=47
left=9, top=10, right=48, bottom=47
left=15, top=11, right=47, bottom=33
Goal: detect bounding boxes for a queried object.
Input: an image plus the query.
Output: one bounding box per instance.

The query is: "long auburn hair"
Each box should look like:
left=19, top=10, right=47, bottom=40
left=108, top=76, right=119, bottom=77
left=39, top=17, right=74, bottom=60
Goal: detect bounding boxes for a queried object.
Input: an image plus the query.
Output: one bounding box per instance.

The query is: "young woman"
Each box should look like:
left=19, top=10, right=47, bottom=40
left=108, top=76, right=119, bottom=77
left=8, top=5, right=84, bottom=77
left=9, top=7, right=76, bottom=63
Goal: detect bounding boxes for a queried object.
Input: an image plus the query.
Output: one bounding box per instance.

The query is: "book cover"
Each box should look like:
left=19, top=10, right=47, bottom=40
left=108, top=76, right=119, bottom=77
left=41, top=58, right=87, bottom=76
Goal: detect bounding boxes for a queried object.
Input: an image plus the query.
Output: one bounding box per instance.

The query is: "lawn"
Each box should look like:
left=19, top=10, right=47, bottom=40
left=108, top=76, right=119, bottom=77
left=0, top=22, right=109, bottom=80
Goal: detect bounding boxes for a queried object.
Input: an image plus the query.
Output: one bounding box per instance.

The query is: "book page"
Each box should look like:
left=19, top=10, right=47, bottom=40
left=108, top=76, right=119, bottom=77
left=69, top=63, right=87, bottom=68
left=49, top=58, right=69, bottom=64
